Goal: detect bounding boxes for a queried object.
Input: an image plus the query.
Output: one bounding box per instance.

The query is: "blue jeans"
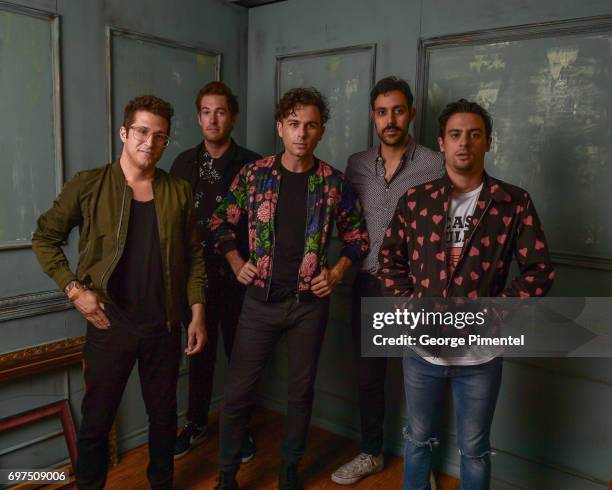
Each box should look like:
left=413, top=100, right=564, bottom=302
left=402, top=354, right=502, bottom=490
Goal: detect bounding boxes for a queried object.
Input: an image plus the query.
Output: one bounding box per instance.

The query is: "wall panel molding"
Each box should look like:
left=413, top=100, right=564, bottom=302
left=415, top=14, right=612, bottom=271
left=0, top=290, right=71, bottom=323
left=274, top=44, right=377, bottom=167
left=104, top=26, right=222, bottom=165
left=550, top=251, right=612, bottom=272
left=0, top=1, right=63, bottom=250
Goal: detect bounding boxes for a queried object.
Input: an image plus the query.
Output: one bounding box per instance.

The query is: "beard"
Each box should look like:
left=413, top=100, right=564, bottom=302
left=377, top=125, right=409, bottom=147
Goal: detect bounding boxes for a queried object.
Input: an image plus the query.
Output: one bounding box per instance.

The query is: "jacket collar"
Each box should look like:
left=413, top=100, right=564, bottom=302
left=272, top=153, right=320, bottom=174
left=439, top=170, right=510, bottom=203
left=111, top=159, right=162, bottom=185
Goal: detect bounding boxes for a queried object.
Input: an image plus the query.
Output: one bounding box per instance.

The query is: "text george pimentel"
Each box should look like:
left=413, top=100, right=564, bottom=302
left=370, top=308, right=525, bottom=347
left=371, top=333, right=525, bottom=347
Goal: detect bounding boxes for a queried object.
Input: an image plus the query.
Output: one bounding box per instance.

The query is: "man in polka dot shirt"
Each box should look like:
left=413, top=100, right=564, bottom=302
left=333, top=77, right=443, bottom=487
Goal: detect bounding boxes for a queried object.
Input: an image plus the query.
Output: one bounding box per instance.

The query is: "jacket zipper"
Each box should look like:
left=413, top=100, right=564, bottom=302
left=100, top=180, right=127, bottom=289
left=295, top=177, right=312, bottom=303
left=151, top=182, right=171, bottom=332
left=264, top=172, right=281, bottom=302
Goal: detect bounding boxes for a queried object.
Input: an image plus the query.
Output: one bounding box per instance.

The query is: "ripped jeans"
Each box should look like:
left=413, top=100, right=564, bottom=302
left=401, top=354, right=502, bottom=490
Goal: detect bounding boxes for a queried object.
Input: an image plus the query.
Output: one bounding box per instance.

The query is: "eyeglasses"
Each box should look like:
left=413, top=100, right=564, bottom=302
left=129, top=126, right=170, bottom=148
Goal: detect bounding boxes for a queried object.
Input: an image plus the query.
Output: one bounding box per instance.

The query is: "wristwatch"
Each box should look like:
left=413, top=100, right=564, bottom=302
left=64, top=280, right=87, bottom=300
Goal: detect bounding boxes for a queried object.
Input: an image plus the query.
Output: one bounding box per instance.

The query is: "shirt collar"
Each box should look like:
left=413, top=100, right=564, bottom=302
left=198, top=139, right=237, bottom=173
left=374, top=138, right=416, bottom=178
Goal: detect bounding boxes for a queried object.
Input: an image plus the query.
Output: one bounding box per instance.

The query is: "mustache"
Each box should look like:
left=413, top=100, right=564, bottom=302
left=383, top=125, right=402, bottom=132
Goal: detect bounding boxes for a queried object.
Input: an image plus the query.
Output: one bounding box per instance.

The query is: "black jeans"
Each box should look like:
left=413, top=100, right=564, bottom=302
left=351, top=272, right=386, bottom=456
left=219, top=293, right=329, bottom=472
left=186, top=276, right=245, bottom=426
left=76, top=323, right=181, bottom=490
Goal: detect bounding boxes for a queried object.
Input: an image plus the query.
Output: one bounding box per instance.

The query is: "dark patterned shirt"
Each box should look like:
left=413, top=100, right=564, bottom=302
left=193, top=147, right=232, bottom=260
left=345, top=140, right=444, bottom=274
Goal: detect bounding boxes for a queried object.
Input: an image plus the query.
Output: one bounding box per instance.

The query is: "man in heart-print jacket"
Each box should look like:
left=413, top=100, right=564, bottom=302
left=378, top=172, right=555, bottom=299
left=378, top=99, right=554, bottom=490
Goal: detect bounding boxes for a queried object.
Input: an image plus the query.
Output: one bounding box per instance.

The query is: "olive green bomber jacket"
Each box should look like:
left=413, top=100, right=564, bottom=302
left=32, top=161, right=206, bottom=325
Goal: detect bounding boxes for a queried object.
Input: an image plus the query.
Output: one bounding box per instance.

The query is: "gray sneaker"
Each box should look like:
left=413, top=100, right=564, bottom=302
left=331, top=452, right=384, bottom=485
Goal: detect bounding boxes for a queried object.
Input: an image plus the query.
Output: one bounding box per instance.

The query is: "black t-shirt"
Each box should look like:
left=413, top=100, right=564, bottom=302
left=108, top=199, right=166, bottom=336
left=268, top=162, right=317, bottom=301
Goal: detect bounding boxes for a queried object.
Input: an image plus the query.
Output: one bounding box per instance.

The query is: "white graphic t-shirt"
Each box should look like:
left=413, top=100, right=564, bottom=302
left=445, top=183, right=483, bottom=274
left=422, top=182, right=502, bottom=366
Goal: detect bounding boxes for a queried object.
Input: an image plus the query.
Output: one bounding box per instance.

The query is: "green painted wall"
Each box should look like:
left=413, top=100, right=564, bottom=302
left=0, top=0, right=247, bottom=477
left=247, top=1, right=612, bottom=488
left=2, top=1, right=612, bottom=488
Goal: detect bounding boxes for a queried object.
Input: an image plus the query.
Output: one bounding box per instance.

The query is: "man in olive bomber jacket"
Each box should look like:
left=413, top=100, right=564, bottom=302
left=32, top=95, right=206, bottom=490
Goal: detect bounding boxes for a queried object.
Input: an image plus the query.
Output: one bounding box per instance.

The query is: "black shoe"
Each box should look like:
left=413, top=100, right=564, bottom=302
left=279, top=460, right=303, bottom=490
left=174, top=422, right=206, bottom=459
left=214, top=470, right=238, bottom=490
left=239, top=432, right=256, bottom=463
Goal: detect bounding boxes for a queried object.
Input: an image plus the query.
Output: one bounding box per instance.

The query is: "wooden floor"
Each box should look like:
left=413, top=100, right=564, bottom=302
left=104, top=407, right=460, bottom=489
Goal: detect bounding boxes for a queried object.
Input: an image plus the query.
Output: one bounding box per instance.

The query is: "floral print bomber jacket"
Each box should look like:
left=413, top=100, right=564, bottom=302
left=211, top=154, right=369, bottom=301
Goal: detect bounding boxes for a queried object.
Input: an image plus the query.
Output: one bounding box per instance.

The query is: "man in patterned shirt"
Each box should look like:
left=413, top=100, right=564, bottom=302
left=378, top=99, right=554, bottom=489
left=170, top=81, right=260, bottom=461
left=332, top=77, right=443, bottom=486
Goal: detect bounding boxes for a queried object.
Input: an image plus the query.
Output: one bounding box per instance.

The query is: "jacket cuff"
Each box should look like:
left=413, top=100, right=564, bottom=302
left=187, top=286, right=206, bottom=307
left=54, top=269, right=77, bottom=293
left=217, top=240, right=238, bottom=257
left=340, top=246, right=360, bottom=264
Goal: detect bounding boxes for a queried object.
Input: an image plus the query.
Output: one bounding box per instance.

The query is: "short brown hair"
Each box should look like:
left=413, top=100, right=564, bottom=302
left=195, top=81, right=239, bottom=115
left=122, top=95, right=174, bottom=133
left=370, top=76, right=414, bottom=109
left=438, top=98, right=493, bottom=140
left=275, top=87, right=330, bottom=125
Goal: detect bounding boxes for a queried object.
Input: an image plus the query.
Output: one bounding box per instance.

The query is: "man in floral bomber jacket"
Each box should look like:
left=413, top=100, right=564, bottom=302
left=211, top=88, right=369, bottom=490
left=379, top=99, right=555, bottom=490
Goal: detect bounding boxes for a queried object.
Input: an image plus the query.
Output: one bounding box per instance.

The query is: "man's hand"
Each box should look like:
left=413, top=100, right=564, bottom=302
left=311, top=257, right=353, bottom=297
left=311, top=267, right=343, bottom=297
left=225, top=250, right=257, bottom=286
left=72, top=290, right=111, bottom=329
left=185, top=303, right=207, bottom=356
left=235, top=261, right=257, bottom=285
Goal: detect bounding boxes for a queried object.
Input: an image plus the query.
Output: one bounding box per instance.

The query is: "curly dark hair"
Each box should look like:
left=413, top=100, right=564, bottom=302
left=122, top=95, right=174, bottom=134
left=195, top=81, right=239, bottom=115
left=370, top=76, right=414, bottom=109
left=275, top=87, right=330, bottom=125
left=438, top=98, right=493, bottom=140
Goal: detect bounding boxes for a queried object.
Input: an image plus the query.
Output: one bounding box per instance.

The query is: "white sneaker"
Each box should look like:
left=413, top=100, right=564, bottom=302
left=430, top=471, right=438, bottom=490
left=331, top=452, right=384, bottom=485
